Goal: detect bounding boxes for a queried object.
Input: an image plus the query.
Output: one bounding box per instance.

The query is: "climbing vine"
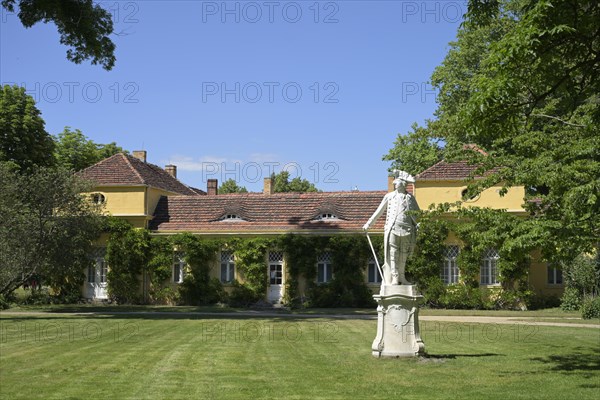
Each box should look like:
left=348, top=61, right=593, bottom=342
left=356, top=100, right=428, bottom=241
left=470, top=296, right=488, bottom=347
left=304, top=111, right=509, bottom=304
left=229, top=237, right=275, bottom=305
left=279, top=234, right=378, bottom=308
left=105, top=218, right=150, bottom=304
left=408, top=203, right=536, bottom=309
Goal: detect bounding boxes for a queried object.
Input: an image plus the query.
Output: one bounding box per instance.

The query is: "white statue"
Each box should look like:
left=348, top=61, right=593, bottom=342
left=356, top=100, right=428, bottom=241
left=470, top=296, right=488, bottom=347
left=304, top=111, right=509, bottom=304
left=363, top=170, right=419, bottom=285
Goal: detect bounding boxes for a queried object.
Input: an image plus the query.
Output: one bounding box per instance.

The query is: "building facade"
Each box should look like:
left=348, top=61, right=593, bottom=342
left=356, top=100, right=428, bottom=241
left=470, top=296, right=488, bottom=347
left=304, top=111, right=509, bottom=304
left=78, top=151, right=564, bottom=304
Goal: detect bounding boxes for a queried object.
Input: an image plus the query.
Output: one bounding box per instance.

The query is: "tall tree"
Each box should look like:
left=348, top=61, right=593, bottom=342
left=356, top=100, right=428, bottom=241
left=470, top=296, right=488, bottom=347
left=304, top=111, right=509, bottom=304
left=0, top=162, right=103, bottom=298
left=54, top=127, right=125, bottom=171
left=218, top=179, right=248, bottom=194
left=393, top=0, right=599, bottom=261
left=0, top=85, right=55, bottom=171
left=2, top=0, right=116, bottom=70
left=271, top=171, right=319, bottom=193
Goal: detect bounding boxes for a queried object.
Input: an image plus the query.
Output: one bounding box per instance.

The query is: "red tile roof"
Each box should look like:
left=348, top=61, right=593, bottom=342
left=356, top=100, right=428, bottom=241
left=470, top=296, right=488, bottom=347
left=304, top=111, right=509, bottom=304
left=149, top=191, right=388, bottom=233
left=78, top=153, right=200, bottom=196
left=416, top=160, right=498, bottom=181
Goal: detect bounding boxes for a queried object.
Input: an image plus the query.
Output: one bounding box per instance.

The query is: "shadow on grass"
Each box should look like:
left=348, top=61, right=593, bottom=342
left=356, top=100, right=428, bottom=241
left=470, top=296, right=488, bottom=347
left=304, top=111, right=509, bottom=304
left=424, top=353, right=503, bottom=359
left=531, top=347, right=600, bottom=377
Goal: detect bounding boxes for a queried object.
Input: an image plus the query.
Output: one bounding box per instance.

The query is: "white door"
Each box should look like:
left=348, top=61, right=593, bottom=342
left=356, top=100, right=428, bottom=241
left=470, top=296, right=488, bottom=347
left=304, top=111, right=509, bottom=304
left=267, top=252, right=284, bottom=303
left=87, top=258, right=108, bottom=300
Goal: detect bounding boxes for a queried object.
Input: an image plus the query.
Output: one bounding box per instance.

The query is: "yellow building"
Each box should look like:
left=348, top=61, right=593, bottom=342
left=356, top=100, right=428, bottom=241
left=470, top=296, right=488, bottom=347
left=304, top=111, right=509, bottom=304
left=416, top=160, right=563, bottom=299
left=79, top=151, right=563, bottom=305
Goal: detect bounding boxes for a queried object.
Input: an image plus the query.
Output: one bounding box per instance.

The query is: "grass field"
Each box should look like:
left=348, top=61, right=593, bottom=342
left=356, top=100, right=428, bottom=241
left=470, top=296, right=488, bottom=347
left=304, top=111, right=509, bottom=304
left=1, top=310, right=598, bottom=399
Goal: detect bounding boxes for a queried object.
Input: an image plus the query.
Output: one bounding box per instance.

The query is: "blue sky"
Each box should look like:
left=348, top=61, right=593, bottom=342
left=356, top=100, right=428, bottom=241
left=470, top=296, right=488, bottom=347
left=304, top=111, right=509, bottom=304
left=0, top=0, right=464, bottom=192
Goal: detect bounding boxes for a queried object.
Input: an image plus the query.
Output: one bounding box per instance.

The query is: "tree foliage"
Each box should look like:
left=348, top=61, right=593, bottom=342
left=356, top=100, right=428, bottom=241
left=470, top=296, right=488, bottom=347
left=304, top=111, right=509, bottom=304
left=0, top=85, right=55, bottom=171
left=218, top=178, right=248, bottom=194
left=444, top=0, right=599, bottom=260
left=389, top=0, right=599, bottom=264
left=383, top=123, right=444, bottom=176
left=2, top=0, right=116, bottom=70
left=0, top=163, right=103, bottom=298
left=54, top=127, right=125, bottom=171
left=271, top=171, right=319, bottom=193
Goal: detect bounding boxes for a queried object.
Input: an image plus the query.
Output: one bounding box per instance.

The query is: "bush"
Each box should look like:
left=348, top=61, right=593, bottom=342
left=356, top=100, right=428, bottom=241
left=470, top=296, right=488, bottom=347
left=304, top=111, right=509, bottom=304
left=440, top=284, right=483, bottom=309
left=228, top=281, right=260, bottom=307
left=528, top=294, right=561, bottom=310
left=150, top=287, right=178, bottom=305
left=581, top=296, right=600, bottom=319
left=0, top=294, right=10, bottom=309
left=560, top=286, right=582, bottom=311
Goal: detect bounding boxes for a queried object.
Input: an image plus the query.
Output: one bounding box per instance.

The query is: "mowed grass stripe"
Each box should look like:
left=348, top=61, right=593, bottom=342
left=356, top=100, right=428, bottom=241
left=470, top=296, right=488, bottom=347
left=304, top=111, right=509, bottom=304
left=1, top=316, right=599, bottom=399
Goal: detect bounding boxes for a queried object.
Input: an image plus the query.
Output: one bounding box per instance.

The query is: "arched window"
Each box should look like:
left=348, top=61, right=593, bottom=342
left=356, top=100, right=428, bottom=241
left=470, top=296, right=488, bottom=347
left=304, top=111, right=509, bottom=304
left=441, top=245, right=460, bottom=284
left=91, top=193, right=106, bottom=204
left=480, top=248, right=500, bottom=285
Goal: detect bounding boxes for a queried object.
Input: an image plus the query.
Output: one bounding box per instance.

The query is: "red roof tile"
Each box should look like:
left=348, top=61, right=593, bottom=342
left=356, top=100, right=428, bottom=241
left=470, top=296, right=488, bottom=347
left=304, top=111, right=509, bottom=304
left=78, top=153, right=200, bottom=196
left=149, top=191, right=388, bottom=233
left=416, top=160, right=498, bottom=181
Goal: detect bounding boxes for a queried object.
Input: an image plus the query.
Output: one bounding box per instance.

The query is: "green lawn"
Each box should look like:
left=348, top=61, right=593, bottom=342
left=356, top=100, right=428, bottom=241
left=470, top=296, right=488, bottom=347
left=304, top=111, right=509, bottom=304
left=1, top=312, right=598, bottom=399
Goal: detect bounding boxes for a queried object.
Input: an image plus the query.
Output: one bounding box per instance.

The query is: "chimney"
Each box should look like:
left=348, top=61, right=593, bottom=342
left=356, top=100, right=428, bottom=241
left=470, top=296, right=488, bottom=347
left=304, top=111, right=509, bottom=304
left=207, top=179, right=218, bottom=196
left=263, top=177, right=274, bottom=195
left=133, top=150, right=147, bottom=163
left=388, top=176, right=395, bottom=192
left=165, top=164, right=177, bottom=178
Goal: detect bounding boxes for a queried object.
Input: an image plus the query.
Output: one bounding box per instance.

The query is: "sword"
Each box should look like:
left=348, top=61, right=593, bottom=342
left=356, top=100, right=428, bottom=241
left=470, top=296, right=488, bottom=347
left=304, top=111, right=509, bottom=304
left=365, top=231, right=386, bottom=285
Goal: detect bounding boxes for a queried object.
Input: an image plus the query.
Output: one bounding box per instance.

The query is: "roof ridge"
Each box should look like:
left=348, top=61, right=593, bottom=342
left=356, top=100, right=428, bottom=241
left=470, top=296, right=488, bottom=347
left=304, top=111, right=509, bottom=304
left=121, top=153, right=145, bottom=184
left=77, top=152, right=121, bottom=175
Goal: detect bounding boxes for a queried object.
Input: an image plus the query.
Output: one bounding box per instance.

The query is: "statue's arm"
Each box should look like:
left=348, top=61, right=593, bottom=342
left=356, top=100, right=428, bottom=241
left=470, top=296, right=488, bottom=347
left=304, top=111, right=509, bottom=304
left=364, top=195, right=388, bottom=230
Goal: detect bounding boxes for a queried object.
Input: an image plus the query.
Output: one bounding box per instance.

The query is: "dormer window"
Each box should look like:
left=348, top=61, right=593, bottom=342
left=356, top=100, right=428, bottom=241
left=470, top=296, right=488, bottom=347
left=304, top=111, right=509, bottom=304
left=221, top=214, right=245, bottom=221
left=91, top=193, right=106, bottom=205
left=315, top=212, right=339, bottom=221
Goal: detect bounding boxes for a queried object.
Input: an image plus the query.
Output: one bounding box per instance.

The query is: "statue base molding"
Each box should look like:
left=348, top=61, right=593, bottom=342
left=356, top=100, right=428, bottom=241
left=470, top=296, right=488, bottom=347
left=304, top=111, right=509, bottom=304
left=372, top=284, right=425, bottom=358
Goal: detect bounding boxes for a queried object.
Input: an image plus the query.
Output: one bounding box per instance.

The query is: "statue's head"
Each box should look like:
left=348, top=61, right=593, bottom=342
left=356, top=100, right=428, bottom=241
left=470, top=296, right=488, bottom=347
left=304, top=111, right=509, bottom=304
left=392, top=170, right=415, bottom=190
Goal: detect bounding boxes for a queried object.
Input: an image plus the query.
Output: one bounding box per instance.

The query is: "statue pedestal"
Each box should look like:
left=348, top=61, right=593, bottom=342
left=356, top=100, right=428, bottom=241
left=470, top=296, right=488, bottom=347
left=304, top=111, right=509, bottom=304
left=372, top=285, right=425, bottom=358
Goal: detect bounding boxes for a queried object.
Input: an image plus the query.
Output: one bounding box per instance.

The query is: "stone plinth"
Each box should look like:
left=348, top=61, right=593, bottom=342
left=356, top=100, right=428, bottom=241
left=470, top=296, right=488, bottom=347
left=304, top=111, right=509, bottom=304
left=372, top=285, right=425, bottom=358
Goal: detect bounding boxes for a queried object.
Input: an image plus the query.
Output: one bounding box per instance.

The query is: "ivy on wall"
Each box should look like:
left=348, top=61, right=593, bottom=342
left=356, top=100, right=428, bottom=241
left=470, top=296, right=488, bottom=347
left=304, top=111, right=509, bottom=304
left=105, top=218, right=150, bottom=304
left=104, top=203, right=538, bottom=310
left=279, top=234, right=378, bottom=308
left=407, top=203, right=536, bottom=310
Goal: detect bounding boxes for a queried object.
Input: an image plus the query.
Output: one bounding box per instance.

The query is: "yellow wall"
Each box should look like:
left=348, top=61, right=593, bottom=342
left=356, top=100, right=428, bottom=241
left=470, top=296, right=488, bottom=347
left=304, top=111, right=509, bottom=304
left=528, top=250, right=564, bottom=297
left=89, top=186, right=187, bottom=229
left=91, top=186, right=147, bottom=216
left=147, top=187, right=176, bottom=217
left=415, top=181, right=526, bottom=212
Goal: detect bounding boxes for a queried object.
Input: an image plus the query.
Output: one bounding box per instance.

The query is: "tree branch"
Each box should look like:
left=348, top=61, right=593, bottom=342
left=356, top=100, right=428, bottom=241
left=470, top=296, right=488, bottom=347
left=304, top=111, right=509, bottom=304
left=530, top=113, right=586, bottom=127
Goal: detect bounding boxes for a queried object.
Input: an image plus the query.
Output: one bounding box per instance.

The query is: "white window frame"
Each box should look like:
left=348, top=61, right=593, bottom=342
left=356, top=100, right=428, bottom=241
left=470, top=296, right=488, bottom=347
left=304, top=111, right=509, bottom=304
left=480, top=248, right=500, bottom=285
left=220, top=251, right=235, bottom=283
left=547, top=265, right=563, bottom=285
left=173, top=253, right=186, bottom=284
left=367, top=257, right=382, bottom=284
left=268, top=251, right=284, bottom=285
left=317, top=252, right=333, bottom=284
left=87, top=264, right=96, bottom=283
left=98, top=259, right=107, bottom=283
left=441, top=245, right=460, bottom=285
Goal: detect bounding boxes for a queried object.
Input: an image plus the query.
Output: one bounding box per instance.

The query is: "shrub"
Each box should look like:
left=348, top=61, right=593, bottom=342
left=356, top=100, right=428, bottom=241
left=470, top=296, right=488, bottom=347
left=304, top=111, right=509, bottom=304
left=528, top=294, right=561, bottom=310
left=228, top=281, right=260, bottom=307
left=581, top=296, right=600, bottom=320
left=439, top=284, right=483, bottom=309
left=560, top=286, right=582, bottom=311
left=0, top=294, right=9, bottom=309
left=21, top=288, right=54, bottom=305
left=150, top=287, right=178, bottom=305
